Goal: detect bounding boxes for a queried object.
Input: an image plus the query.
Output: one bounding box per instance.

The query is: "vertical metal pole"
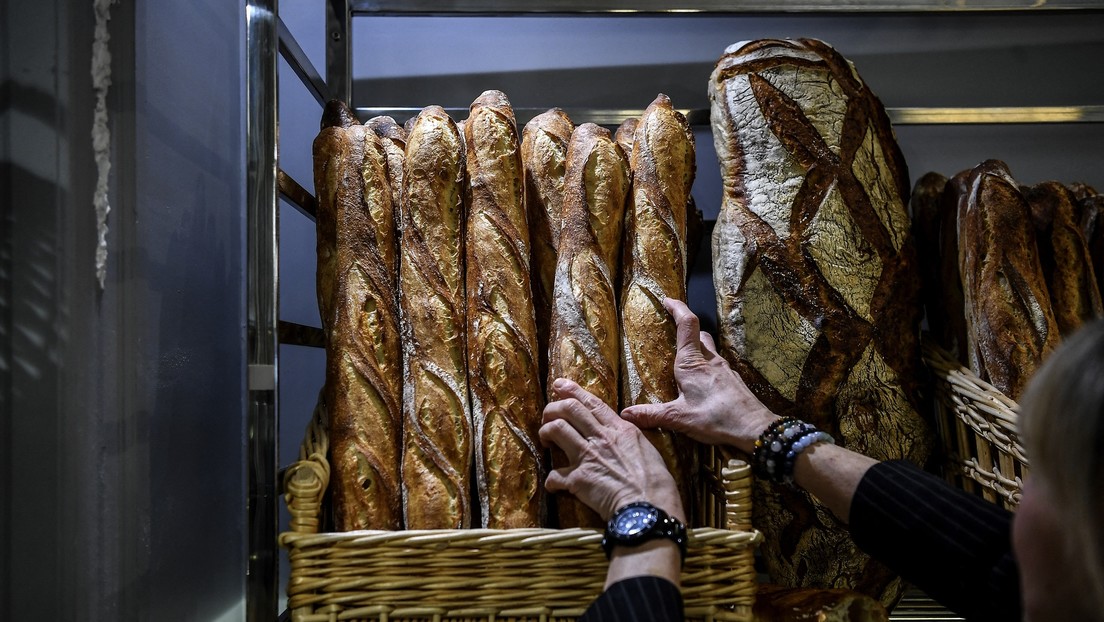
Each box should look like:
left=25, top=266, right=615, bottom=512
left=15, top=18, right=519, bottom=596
left=245, top=0, right=279, bottom=620
left=326, top=0, right=351, bottom=104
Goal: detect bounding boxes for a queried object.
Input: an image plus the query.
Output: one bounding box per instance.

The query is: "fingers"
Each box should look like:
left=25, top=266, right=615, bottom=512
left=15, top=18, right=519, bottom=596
left=544, top=467, right=571, bottom=494
left=538, top=418, right=586, bottom=463
left=549, top=378, right=619, bottom=427
left=699, top=330, right=719, bottom=356
left=621, top=399, right=685, bottom=433
left=663, top=297, right=704, bottom=364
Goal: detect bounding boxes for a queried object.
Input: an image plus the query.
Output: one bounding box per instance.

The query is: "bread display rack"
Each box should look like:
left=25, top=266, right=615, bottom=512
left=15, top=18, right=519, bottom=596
left=245, top=2, right=1102, bottom=620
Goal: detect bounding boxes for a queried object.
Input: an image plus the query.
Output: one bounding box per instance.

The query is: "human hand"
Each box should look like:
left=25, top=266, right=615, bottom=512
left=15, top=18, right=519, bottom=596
left=620, top=298, right=778, bottom=454
left=540, top=378, right=685, bottom=522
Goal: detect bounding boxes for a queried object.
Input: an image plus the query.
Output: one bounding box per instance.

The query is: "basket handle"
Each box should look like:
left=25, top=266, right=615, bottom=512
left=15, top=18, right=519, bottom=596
left=283, top=392, right=331, bottom=535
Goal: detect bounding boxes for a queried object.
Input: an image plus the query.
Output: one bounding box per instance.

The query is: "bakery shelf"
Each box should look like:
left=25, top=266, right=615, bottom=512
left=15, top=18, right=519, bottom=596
left=247, top=2, right=1103, bottom=620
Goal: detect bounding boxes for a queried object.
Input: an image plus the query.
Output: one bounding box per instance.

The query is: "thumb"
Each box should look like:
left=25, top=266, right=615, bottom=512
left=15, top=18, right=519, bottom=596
left=622, top=399, right=684, bottom=432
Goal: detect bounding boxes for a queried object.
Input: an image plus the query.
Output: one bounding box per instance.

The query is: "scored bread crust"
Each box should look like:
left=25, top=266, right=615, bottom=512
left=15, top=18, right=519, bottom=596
left=1024, top=181, right=1103, bottom=337
left=959, top=162, right=1062, bottom=399
left=399, top=105, right=473, bottom=529
left=619, top=94, right=696, bottom=516
left=709, top=39, right=929, bottom=605
left=547, top=122, right=630, bottom=528
left=522, top=108, right=575, bottom=395
left=464, top=91, right=545, bottom=528
left=312, top=100, right=403, bottom=530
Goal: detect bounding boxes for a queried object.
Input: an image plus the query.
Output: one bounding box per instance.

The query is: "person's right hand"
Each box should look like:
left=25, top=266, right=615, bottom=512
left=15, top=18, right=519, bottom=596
left=620, top=298, right=778, bottom=454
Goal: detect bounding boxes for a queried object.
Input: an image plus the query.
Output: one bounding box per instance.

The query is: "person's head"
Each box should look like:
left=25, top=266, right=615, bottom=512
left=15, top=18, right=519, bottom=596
left=1015, top=318, right=1104, bottom=621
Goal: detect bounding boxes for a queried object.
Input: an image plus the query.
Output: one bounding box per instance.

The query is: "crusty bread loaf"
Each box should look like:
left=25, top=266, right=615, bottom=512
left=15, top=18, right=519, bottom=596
left=614, top=117, right=638, bottom=159
left=620, top=94, right=696, bottom=514
left=522, top=109, right=575, bottom=395
left=365, top=115, right=407, bottom=234
left=753, top=585, right=889, bottom=622
left=463, top=91, right=545, bottom=529
left=709, top=39, right=930, bottom=605
left=1081, top=194, right=1104, bottom=299
left=312, top=100, right=403, bottom=530
left=399, top=105, right=473, bottom=529
left=548, top=122, right=630, bottom=528
left=1024, top=181, right=1103, bottom=336
left=959, top=161, right=1061, bottom=399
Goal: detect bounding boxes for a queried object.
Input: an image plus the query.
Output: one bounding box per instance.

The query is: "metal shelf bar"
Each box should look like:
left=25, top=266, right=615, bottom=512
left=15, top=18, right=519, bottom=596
left=356, top=105, right=1104, bottom=126
left=278, top=17, right=330, bottom=107
left=278, top=169, right=318, bottom=220
left=245, top=0, right=279, bottom=620
left=351, top=0, right=1102, bottom=14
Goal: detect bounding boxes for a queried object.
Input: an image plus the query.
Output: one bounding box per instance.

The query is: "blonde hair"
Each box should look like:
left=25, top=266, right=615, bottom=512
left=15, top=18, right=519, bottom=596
left=1018, top=318, right=1104, bottom=613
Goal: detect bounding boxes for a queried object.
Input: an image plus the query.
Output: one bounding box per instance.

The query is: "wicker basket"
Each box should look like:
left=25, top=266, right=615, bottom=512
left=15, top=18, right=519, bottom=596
left=280, top=403, right=762, bottom=622
left=922, top=342, right=1028, bottom=511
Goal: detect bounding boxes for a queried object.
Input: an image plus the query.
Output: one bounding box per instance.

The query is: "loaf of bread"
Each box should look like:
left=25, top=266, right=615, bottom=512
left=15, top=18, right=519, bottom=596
left=1081, top=194, right=1104, bottom=298
left=620, top=94, right=696, bottom=513
left=1024, top=181, right=1103, bottom=336
left=548, top=122, right=630, bottom=528
left=522, top=108, right=575, bottom=394
left=958, top=161, right=1061, bottom=400
left=399, top=105, right=473, bottom=529
left=365, top=115, right=406, bottom=230
left=463, top=91, right=545, bottom=528
left=614, top=117, right=638, bottom=159
left=753, top=585, right=889, bottom=622
left=312, top=100, right=403, bottom=530
left=709, top=39, right=930, bottom=605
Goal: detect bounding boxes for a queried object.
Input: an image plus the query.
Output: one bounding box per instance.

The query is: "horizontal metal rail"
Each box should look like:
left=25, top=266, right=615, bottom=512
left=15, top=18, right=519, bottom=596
left=277, top=17, right=330, bottom=107
left=356, top=105, right=1104, bottom=127
left=351, top=0, right=1102, bottom=13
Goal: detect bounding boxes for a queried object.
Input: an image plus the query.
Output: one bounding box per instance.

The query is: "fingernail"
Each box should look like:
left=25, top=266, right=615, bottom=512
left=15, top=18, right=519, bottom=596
left=552, top=378, right=566, bottom=390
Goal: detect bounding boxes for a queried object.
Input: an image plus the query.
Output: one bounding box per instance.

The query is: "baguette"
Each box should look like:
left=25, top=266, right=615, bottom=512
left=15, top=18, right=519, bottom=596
left=464, top=91, right=545, bottom=528
left=959, top=161, right=1061, bottom=399
left=312, top=100, right=403, bottom=530
left=548, top=123, right=630, bottom=528
left=939, top=171, right=972, bottom=363
left=399, top=105, right=473, bottom=529
left=620, top=94, right=696, bottom=513
left=614, top=117, right=638, bottom=160
left=753, top=585, right=888, bottom=622
left=365, top=115, right=407, bottom=233
left=909, top=172, right=948, bottom=342
left=521, top=108, right=575, bottom=394
left=1024, top=181, right=1103, bottom=336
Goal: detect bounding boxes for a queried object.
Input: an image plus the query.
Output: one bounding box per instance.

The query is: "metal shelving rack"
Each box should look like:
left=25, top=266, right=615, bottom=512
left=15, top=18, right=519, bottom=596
left=245, top=2, right=1101, bottom=620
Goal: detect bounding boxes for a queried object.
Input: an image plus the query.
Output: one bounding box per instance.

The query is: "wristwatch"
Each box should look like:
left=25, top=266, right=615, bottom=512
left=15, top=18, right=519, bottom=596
left=601, top=501, right=687, bottom=564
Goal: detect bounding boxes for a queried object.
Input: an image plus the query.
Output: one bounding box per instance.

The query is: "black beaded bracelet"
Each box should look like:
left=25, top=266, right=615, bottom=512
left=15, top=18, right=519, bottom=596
left=752, top=418, right=835, bottom=485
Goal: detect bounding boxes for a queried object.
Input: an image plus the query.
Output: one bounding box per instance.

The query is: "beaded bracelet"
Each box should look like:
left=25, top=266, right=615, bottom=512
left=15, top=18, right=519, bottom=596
left=752, top=418, right=835, bottom=486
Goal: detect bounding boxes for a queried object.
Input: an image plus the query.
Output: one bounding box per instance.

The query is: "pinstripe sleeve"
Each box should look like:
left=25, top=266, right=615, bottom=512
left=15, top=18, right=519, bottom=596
left=580, top=576, right=684, bottom=622
left=849, top=460, right=1021, bottom=621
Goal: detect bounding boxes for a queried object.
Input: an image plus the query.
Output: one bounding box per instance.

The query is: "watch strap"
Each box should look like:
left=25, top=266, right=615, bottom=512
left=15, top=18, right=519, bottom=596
left=601, top=502, right=688, bottom=564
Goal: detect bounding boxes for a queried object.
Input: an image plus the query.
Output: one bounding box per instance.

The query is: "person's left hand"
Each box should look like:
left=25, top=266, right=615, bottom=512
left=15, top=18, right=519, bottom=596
left=540, top=378, right=685, bottom=522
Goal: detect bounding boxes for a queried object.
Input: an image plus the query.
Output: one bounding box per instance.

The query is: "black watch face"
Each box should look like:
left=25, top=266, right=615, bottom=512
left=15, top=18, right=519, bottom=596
left=614, top=505, right=659, bottom=538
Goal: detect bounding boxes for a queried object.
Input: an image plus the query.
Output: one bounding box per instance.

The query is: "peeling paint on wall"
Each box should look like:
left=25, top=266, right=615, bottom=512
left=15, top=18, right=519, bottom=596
left=92, top=0, right=116, bottom=289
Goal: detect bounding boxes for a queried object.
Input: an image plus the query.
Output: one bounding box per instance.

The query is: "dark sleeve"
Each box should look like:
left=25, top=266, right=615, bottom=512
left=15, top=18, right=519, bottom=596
left=580, top=576, right=684, bottom=622
left=849, top=459, right=1021, bottom=622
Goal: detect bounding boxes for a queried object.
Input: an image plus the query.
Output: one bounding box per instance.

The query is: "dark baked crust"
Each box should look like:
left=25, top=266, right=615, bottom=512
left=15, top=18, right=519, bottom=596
left=958, top=161, right=1061, bottom=399
left=312, top=100, right=403, bottom=530
left=464, top=91, right=545, bottom=528
left=1081, top=194, right=1104, bottom=300
left=398, top=105, right=473, bottom=529
left=1024, top=181, right=1103, bottom=336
